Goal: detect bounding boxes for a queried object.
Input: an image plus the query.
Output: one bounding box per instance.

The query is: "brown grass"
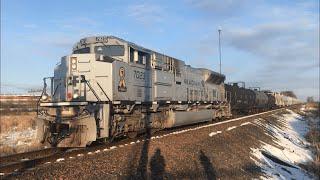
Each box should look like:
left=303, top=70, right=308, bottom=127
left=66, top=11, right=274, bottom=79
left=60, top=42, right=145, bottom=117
left=0, top=112, right=36, bottom=133
left=0, top=110, right=39, bottom=156
left=0, top=142, right=42, bottom=156
left=302, top=103, right=320, bottom=178
left=1, top=96, right=46, bottom=156
left=0, top=95, right=39, bottom=116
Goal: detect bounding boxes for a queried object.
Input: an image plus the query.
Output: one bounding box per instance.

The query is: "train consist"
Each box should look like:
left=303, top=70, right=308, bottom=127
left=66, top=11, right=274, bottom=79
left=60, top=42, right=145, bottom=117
left=225, top=82, right=300, bottom=113
left=37, top=36, right=300, bottom=147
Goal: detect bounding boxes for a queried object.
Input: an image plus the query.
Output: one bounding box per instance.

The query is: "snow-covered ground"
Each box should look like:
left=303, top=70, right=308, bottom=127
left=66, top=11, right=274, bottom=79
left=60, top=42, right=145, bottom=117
left=251, top=109, right=316, bottom=179
left=0, top=127, right=38, bottom=155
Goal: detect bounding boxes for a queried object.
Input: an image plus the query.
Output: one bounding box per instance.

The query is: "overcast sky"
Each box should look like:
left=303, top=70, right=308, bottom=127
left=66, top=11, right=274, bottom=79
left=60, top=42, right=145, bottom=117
left=1, top=0, right=319, bottom=100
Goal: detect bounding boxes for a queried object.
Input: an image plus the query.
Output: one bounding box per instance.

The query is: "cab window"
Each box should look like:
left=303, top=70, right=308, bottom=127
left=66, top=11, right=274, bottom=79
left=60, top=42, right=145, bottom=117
left=130, top=47, right=150, bottom=65
left=94, top=45, right=125, bottom=56
left=73, top=47, right=90, bottom=54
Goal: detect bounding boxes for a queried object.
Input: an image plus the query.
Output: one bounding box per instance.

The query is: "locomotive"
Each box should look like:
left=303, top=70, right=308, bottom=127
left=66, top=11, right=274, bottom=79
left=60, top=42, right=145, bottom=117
left=37, top=36, right=231, bottom=147
left=37, top=36, right=300, bottom=148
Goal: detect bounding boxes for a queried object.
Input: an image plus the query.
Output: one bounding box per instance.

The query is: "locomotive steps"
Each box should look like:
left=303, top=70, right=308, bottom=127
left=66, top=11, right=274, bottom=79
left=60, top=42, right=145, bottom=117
left=1, top=105, right=317, bottom=179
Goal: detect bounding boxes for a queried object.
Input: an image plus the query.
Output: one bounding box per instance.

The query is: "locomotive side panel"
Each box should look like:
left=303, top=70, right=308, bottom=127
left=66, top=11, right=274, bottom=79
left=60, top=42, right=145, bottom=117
left=112, top=61, right=152, bottom=102
left=184, top=67, right=206, bottom=102
left=153, top=70, right=174, bottom=101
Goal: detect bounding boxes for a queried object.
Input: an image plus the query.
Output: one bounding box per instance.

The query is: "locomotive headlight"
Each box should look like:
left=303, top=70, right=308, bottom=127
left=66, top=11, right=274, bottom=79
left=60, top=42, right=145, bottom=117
left=41, top=94, right=48, bottom=101
left=71, top=64, right=77, bottom=69
left=71, top=57, right=77, bottom=64
left=73, top=93, right=79, bottom=99
left=71, top=57, right=77, bottom=71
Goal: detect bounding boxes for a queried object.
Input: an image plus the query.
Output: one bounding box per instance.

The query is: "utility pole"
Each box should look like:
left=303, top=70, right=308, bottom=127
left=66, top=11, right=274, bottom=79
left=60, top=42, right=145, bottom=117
left=218, top=28, right=222, bottom=74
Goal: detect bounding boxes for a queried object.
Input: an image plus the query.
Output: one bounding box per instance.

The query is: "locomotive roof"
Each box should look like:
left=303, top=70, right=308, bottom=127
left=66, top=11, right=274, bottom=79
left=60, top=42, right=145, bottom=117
left=73, top=35, right=224, bottom=77
left=73, top=35, right=156, bottom=54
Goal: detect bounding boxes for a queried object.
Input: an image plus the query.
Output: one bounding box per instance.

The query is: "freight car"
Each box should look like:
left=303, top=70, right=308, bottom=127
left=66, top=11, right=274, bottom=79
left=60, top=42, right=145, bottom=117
left=225, top=82, right=300, bottom=114
left=225, top=82, right=254, bottom=113
left=225, top=83, right=270, bottom=113
left=272, top=92, right=301, bottom=107
left=263, top=91, right=276, bottom=109
left=37, top=36, right=231, bottom=147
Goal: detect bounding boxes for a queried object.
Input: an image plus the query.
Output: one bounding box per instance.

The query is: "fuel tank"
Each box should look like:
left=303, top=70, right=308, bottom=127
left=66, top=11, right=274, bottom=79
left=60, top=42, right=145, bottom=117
left=163, top=110, right=212, bottom=128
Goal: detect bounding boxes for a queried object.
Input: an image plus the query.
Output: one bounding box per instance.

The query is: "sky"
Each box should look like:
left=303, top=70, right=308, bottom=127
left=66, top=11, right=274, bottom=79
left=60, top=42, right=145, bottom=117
left=1, top=0, right=319, bottom=101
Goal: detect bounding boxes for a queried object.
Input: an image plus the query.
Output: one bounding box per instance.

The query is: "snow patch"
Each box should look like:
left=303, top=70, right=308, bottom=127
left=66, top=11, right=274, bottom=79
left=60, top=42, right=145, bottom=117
left=227, top=126, right=237, bottom=131
left=110, top=146, right=117, bottom=150
left=0, top=127, right=37, bottom=148
left=56, top=158, right=65, bottom=162
left=251, top=109, right=314, bottom=179
left=240, top=122, right=251, bottom=126
left=209, top=131, right=222, bottom=137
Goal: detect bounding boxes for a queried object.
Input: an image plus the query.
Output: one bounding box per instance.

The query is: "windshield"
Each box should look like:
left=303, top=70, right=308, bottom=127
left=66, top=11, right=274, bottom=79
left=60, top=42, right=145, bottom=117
left=73, top=47, right=90, bottom=54
left=94, top=45, right=124, bottom=56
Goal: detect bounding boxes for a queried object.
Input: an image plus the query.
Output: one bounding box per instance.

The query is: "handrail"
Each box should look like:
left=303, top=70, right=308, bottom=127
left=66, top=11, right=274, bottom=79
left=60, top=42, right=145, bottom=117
left=37, top=77, right=53, bottom=115
left=96, top=82, right=111, bottom=102
left=80, top=75, right=101, bottom=101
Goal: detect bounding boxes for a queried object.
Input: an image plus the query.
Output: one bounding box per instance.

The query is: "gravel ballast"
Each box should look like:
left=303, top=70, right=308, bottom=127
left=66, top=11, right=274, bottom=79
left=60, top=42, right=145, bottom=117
left=3, top=108, right=311, bottom=179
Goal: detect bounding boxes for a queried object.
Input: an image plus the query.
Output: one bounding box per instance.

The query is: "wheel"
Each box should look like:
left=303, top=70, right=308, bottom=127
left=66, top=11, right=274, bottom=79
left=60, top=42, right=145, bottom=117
left=127, top=131, right=138, bottom=139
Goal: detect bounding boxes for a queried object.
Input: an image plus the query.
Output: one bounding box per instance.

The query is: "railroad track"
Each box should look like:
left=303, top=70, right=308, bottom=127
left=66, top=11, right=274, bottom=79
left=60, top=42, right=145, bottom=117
left=0, top=107, right=289, bottom=176
left=0, top=148, right=61, bottom=166
left=0, top=151, right=62, bottom=175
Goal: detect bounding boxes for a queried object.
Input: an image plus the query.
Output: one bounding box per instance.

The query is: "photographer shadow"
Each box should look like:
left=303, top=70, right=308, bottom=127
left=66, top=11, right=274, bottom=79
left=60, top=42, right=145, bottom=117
left=149, top=148, right=166, bottom=180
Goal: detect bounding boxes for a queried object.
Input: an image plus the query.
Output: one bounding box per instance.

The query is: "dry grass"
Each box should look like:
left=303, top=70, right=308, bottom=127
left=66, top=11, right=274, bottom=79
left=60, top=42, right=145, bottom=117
left=302, top=102, right=320, bottom=178
left=304, top=129, right=320, bottom=178
left=0, top=96, right=38, bottom=133
left=0, top=95, right=38, bottom=116
left=0, top=142, right=42, bottom=156
left=0, top=113, right=41, bottom=156
left=0, top=112, right=36, bottom=133
left=0, top=108, right=39, bottom=156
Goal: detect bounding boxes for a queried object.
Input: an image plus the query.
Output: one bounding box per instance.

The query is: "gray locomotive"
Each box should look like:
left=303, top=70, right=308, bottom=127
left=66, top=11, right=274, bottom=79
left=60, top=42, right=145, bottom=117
left=37, top=36, right=231, bottom=147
